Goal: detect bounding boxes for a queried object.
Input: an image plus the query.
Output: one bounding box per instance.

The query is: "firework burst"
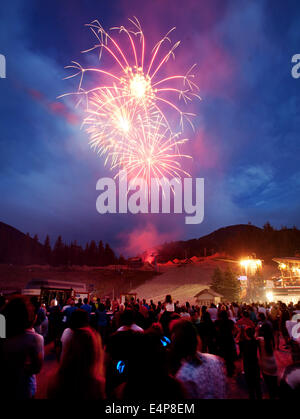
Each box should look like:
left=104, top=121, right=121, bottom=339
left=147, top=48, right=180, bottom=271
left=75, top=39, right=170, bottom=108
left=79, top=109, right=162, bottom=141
left=83, top=86, right=154, bottom=167
left=111, top=115, right=192, bottom=186
left=61, top=17, right=199, bottom=182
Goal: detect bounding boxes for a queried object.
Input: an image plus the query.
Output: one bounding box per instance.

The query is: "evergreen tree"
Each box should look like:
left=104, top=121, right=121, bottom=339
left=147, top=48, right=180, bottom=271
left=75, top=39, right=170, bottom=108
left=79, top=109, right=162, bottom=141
left=211, top=267, right=240, bottom=301
left=263, top=222, right=274, bottom=233
left=53, top=235, right=64, bottom=266
left=83, top=242, right=89, bottom=265
left=104, top=243, right=116, bottom=266
left=88, top=240, right=98, bottom=266
left=223, top=268, right=240, bottom=301
left=76, top=244, right=85, bottom=266
left=98, top=240, right=105, bottom=266
left=44, top=235, right=52, bottom=264
left=62, top=243, right=70, bottom=266
left=211, top=268, right=224, bottom=295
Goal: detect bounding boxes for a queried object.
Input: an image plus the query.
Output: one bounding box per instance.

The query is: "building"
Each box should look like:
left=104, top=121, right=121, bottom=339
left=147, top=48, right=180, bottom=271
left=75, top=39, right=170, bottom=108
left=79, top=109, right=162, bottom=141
left=266, top=257, right=300, bottom=304
left=194, top=288, right=223, bottom=306
left=22, top=278, right=88, bottom=306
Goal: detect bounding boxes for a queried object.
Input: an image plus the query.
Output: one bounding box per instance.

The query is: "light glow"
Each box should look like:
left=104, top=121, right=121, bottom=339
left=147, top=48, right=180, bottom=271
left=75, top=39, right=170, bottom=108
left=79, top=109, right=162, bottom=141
left=240, top=258, right=262, bottom=276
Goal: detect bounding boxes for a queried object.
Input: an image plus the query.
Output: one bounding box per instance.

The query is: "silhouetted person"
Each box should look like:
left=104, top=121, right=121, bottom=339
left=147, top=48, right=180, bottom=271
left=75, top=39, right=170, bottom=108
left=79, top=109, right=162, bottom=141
left=241, top=326, right=262, bottom=399
left=117, top=330, right=185, bottom=399
left=48, top=327, right=105, bottom=399
left=169, top=319, right=226, bottom=398
left=0, top=295, right=44, bottom=399
left=214, top=310, right=237, bottom=377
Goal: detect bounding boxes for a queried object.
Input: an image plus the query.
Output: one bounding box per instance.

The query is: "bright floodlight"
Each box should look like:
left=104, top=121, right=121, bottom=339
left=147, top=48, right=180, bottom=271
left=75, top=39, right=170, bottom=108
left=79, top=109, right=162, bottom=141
left=239, top=258, right=262, bottom=275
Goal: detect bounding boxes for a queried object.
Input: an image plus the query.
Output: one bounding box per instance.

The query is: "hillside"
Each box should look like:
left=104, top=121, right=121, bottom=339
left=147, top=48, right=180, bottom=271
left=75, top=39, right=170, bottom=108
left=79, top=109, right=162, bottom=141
left=0, top=222, right=290, bottom=301
left=0, top=222, right=46, bottom=265
left=132, top=259, right=277, bottom=303
left=156, top=224, right=300, bottom=262
left=0, top=264, right=158, bottom=297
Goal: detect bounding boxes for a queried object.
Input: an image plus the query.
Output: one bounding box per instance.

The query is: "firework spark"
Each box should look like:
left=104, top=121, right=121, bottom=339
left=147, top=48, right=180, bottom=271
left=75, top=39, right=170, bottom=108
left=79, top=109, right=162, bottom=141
left=62, top=17, right=198, bottom=182
left=63, top=17, right=200, bottom=129
left=83, top=86, right=152, bottom=167
left=111, top=115, right=192, bottom=186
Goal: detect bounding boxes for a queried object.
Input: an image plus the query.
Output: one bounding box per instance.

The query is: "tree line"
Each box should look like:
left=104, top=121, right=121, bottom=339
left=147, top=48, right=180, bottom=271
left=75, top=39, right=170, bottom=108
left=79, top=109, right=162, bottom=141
left=28, top=233, right=126, bottom=267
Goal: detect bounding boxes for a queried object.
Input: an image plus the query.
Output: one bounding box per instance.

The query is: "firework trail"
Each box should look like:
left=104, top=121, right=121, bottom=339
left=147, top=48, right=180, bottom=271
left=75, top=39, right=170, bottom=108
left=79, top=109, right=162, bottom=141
left=111, top=115, right=192, bottom=186
left=61, top=17, right=199, bottom=181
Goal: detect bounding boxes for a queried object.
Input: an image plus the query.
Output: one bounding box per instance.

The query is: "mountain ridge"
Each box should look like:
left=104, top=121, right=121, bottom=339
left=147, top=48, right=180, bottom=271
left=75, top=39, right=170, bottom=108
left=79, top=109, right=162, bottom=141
left=1, top=221, right=300, bottom=265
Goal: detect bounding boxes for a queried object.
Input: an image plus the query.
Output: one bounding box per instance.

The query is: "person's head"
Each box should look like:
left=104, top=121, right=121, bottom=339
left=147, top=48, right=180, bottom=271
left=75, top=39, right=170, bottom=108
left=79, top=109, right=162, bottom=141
left=121, top=329, right=184, bottom=400
left=61, top=327, right=103, bottom=374
left=165, top=295, right=172, bottom=304
left=120, top=309, right=134, bottom=327
left=77, top=298, right=82, bottom=305
left=243, top=310, right=250, bottom=318
left=180, top=305, right=187, bottom=313
left=30, top=296, right=40, bottom=311
left=49, top=327, right=104, bottom=399
left=218, top=309, right=229, bottom=321
left=170, top=319, right=200, bottom=360
left=2, top=295, right=36, bottom=337
left=133, top=303, right=140, bottom=312
left=210, top=303, right=216, bottom=308
left=159, top=311, right=179, bottom=337
left=83, top=298, right=88, bottom=305
left=50, top=299, right=57, bottom=307
left=69, top=308, right=89, bottom=330
left=147, top=322, right=164, bottom=337
left=258, top=312, right=266, bottom=322
left=202, top=311, right=212, bottom=322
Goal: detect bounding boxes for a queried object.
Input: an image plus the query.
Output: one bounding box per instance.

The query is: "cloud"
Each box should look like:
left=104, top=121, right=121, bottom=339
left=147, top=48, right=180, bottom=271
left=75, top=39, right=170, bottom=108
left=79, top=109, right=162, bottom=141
left=27, top=88, right=80, bottom=125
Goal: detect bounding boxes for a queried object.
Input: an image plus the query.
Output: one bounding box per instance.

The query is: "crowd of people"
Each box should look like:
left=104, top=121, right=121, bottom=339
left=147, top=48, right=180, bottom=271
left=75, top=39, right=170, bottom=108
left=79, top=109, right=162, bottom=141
left=0, top=293, right=300, bottom=400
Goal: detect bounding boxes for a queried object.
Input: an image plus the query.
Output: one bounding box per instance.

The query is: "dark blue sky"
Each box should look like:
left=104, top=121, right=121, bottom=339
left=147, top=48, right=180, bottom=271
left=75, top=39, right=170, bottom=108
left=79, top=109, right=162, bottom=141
left=0, top=0, right=300, bottom=256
